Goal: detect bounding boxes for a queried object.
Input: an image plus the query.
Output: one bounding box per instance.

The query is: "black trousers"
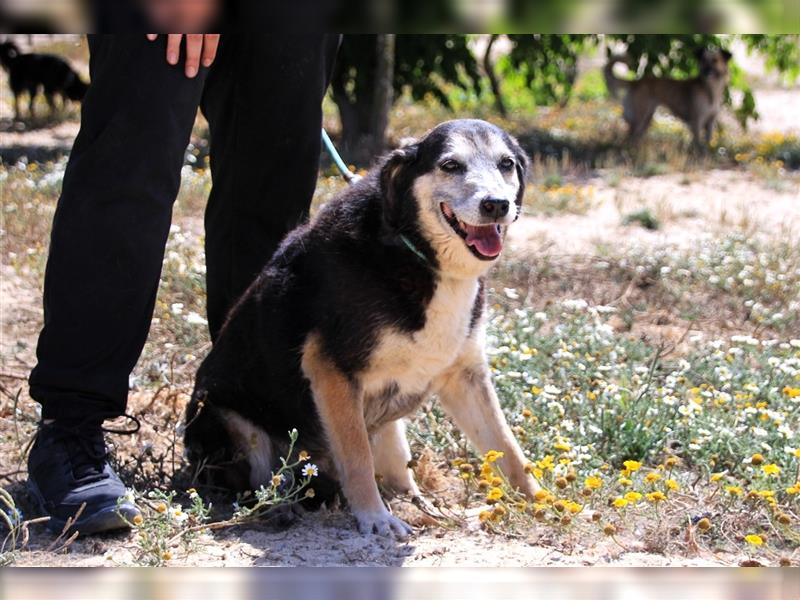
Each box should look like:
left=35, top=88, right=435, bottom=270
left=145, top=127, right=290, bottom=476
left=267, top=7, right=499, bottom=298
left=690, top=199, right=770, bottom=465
left=29, top=34, right=340, bottom=421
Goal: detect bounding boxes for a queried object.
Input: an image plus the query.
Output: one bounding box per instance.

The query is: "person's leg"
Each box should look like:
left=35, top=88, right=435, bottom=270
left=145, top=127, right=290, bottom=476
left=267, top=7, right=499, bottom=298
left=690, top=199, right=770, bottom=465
left=27, top=35, right=205, bottom=534
left=200, top=34, right=340, bottom=339
left=29, top=35, right=206, bottom=422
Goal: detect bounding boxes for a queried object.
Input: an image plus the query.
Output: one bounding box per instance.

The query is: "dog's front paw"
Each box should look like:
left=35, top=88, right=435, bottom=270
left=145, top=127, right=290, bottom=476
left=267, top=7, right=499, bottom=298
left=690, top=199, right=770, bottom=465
left=354, top=507, right=412, bottom=539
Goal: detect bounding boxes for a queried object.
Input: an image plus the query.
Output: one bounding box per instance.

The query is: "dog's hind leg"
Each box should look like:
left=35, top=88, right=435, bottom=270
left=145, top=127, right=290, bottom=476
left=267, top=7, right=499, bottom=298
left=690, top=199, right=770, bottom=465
left=433, top=345, right=539, bottom=498
left=371, top=419, right=420, bottom=496
left=704, top=118, right=714, bottom=146
left=220, top=410, right=275, bottom=490
left=629, top=105, right=655, bottom=144
left=45, top=92, right=59, bottom=116
left=302, top=335, right=411, bottom=538
left=12, top=93, right=20, bottom=120
left=27, top=88, right=37, bottom=120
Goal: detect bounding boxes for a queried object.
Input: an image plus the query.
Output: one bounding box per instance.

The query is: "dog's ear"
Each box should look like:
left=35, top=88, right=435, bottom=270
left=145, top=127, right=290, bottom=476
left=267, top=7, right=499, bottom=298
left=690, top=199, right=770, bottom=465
left=694, top=46, right=708, bottom=62
left=721, top=49, right=733, bottom=63
left=506, top=135, right=529, bottom=218
left=380, top=144, right=418, bottom=208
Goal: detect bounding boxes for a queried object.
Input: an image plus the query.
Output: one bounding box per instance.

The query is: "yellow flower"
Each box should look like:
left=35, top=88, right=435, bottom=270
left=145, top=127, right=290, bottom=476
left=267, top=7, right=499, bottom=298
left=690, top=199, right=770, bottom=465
left=761, top=463, right=781, bottom=476
left=612, top=497, right=628, bottom=509
left=624, top=491, right=642, bottom=503
left=664, top=456, right=680, bottom=468
left=665, top=479, right=679, bottom=491
left=750, top=453, right=764, bottom=466
left=298, top=450, right=310, bottom=462
left=272, top=474, right=284, bottom=487
left=162, top=551, right=172, bottom=561
left=538, top=455, right=555, bottom=471
left=478, top=510, right=492, bottom=522
left=522, top=408, right=533, bottom=418
left=794, top=448, right=800, bottom=459
left=725, top=485, right=743, bottom=496
left=623, top=460, right=642, bottom=473
left=484, top=450, right=505, bottom=463
left=783, top=386, right=800, bottom=398
left=785, top=485, right=800, bottom=495
left=646, top=491, right=666, bottom=503
left=710, top=473, right=725, bottom=482
left=564, top=500, right=583, bottom=514
left=618, top=477, right=633, bottom=487
left=486, top=487, right=504, bottom=502
left=645, top=472, right=662, bottom=484
left=745, top=534, right=764, bottom=546
left=156, top=503, right=167, bottom=513
left=553, top=439, right=571, bottom=452
left=584, top=476, right=603, bottom=490
left=132, top=514, right=144, bottom=526
left=490, top=476, right=503, bottom=487
left=534, top=489, right=553, bottom=503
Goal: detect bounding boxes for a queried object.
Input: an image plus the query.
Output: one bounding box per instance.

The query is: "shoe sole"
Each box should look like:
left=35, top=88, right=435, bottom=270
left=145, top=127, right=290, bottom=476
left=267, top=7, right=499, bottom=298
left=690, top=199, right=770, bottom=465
left=27, top=479, right=140, bottom=536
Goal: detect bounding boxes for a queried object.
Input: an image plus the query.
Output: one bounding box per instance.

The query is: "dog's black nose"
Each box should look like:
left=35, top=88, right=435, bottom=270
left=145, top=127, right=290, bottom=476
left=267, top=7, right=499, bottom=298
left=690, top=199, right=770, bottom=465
left=479, top=198, right=510, bottom=219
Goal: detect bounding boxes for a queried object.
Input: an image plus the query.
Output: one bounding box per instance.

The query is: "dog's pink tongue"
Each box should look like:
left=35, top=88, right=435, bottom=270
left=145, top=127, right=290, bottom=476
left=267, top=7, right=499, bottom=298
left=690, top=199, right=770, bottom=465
left=464, top=224, right=502, bottom=257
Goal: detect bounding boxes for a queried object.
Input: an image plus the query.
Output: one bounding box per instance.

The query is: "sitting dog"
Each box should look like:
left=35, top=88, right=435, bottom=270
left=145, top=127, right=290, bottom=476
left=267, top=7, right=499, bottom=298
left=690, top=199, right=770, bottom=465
left=0, top=41, right=89, bottom=120
left=184, top=119, right=540, bottom=537
left=604, top=47, right=732, bottom=150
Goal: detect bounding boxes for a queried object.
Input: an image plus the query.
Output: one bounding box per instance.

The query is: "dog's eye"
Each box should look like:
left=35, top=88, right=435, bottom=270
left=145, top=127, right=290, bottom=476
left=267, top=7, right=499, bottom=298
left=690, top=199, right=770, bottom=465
left=439, top=159, right=465, bottom=174
left=498, top=157, right=515, bottom=172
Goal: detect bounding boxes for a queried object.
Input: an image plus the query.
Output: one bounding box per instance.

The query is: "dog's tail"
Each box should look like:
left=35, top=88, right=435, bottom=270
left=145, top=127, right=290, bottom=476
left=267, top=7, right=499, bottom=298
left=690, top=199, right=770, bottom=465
left=604, top=49, right=632, bottom=100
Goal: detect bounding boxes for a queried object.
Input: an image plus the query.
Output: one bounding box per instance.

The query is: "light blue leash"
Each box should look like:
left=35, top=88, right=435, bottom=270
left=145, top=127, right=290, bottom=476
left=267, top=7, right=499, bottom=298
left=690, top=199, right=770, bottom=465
left=321, top=128, right=358, bottom=184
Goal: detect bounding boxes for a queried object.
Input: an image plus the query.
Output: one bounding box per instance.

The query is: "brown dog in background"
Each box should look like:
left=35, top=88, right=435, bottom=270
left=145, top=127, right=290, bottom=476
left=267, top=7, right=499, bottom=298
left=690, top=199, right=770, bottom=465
left=604, top=47, right=732, bottom=150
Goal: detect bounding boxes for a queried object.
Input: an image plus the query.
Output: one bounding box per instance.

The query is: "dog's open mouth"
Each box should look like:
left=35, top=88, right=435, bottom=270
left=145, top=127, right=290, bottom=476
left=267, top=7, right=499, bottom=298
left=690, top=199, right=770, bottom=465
left=440, top=203, right=503, bottom=260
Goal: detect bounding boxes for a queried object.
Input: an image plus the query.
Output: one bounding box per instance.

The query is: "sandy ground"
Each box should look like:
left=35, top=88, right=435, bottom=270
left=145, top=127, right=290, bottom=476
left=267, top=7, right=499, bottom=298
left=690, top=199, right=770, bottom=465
left=14, top=510, right=736, bottom=567
left=508, top=168, right=800, bottom=256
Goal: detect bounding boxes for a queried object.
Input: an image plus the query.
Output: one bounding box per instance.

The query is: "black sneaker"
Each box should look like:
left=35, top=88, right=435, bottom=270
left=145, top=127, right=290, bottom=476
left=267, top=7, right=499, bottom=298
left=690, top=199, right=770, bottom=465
left=27, top=418, right=141, bottom=536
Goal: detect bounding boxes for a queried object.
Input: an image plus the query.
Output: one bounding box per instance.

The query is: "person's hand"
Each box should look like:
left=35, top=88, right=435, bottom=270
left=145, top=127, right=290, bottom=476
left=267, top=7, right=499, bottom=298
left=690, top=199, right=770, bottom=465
left=146, top=34, right=220, bottom=78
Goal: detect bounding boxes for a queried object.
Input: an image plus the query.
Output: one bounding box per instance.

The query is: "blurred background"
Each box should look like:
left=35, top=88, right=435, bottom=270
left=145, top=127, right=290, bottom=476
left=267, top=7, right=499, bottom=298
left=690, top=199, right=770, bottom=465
left=0, top=0, right=798, bottom=33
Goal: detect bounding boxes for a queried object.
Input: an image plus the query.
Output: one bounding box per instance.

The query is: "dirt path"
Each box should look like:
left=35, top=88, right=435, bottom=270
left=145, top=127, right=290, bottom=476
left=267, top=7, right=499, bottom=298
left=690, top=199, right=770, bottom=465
left=13, top=510, right=735, bottom=567
left=508, top=168, right=800, bottom=256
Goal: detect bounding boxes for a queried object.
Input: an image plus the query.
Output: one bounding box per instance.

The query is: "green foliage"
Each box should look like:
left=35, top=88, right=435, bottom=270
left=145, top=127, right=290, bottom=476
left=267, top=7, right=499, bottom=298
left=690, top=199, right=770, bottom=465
left=333, top=34, right=480, bottom=114
left=394, top=35, right=481, bottom=107
left=623, top=208, right=661, bottom=230
left=504, top=35, right=593, bottom=105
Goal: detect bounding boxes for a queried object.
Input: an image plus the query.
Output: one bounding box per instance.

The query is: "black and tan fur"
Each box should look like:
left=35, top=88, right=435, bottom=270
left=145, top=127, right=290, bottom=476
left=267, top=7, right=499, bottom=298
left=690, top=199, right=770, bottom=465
left=184, top=119, right=539, bottom=537
left=604, top=47, right=732, bottom=150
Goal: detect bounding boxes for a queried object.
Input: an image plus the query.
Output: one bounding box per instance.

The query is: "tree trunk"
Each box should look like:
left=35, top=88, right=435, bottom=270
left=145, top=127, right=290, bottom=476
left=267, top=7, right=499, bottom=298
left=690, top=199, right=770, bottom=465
left=370, top=34, right=394, bottom=159
left=331, top=35, right=395, bottom=167
left=484, top=34, right=507, bottom=118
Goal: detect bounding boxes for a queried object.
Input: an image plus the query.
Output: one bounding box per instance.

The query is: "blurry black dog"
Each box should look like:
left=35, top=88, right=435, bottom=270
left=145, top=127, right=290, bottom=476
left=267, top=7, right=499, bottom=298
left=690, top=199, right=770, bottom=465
left=0, top=41, right=88, bottom=120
